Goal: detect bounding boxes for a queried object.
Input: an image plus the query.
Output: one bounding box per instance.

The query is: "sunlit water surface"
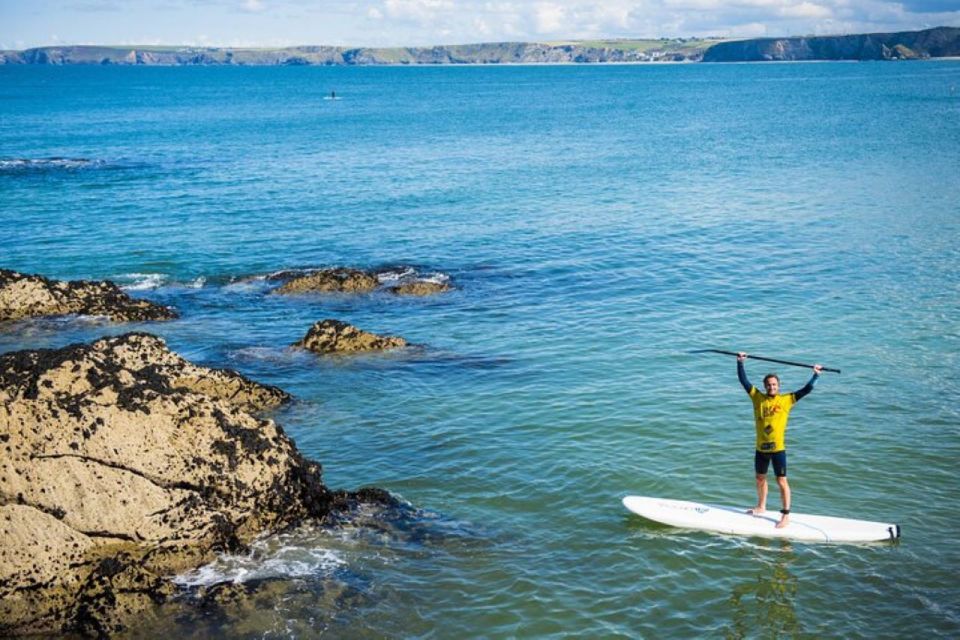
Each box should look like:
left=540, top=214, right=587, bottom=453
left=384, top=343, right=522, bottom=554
left=1, top=61, right=959, bottom=638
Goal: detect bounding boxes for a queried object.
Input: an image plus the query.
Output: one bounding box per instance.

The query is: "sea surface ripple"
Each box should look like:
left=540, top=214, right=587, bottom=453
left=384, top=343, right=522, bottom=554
left=1, top=61, right=959, bottom=638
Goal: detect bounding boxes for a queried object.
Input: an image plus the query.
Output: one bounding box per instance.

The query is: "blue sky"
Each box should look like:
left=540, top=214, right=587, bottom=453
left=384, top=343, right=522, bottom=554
left=2, top=0, right=959, bottom=49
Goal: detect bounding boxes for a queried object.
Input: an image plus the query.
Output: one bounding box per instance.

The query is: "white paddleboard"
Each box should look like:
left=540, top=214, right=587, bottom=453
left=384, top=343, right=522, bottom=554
left=623, top=496, right=900, bottom=543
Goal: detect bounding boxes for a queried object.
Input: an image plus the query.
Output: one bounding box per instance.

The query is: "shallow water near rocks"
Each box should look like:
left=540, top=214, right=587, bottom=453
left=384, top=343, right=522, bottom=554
left=2, top=62, right=959, bottom=638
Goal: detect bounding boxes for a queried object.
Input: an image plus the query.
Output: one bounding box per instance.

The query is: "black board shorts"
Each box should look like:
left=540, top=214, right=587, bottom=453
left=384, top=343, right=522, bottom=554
left=754, top=450, right=787, bottom=477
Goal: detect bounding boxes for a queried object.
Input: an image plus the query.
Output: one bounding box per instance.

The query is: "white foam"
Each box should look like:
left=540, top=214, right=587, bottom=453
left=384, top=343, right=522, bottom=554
left=115, top=273, right=208, bottom=291
left=172, top=535, right=345, bottom=588
left=223, top=279, right=265, bottom=292
left=56, top=314, right=112, bottom=325
left=376, top=267, right=417, bottom=284
left=377, top=268, right=451, bottom=286
left=419, top=272, right=450, bottom=284
left=266, top=268, right=319, bottom=280
left=228, top=346, right=308, bottom=365
left=117, top=273, right=168, bottom=291
left=0, top=158, right=103, bottom=171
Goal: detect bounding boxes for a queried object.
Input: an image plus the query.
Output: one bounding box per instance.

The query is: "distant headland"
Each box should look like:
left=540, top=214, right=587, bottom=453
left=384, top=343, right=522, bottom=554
left=702, top=25, right=959, bottom=62
left=1, top=26, right=957, bottom=66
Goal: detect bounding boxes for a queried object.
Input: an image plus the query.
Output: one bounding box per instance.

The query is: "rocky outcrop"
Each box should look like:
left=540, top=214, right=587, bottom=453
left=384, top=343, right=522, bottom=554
left=703, top=26, right=960, bottom=62
left=293, top=319, right=407, bottom=354
left=390, top=281, right=451, bottom=296
left=269, top=267, right=452, bottom=297
left=0, top=269, right=177, bottom=323
left=273, top=268, right=379, bottom=295
left=0, top=333, right=391, bottom=636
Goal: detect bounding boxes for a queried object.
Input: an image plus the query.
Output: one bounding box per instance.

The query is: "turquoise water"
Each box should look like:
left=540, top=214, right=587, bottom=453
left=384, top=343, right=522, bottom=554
left=2, top=62, right=959, bottom=638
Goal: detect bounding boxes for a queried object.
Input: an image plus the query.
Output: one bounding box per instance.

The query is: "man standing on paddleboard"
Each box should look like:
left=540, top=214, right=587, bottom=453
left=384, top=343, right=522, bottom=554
left=737, top=352, right=822, bottom=528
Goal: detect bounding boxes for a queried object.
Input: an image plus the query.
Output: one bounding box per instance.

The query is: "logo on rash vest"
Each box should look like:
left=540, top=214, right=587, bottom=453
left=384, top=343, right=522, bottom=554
left=761, top=405, right=783, bottom=418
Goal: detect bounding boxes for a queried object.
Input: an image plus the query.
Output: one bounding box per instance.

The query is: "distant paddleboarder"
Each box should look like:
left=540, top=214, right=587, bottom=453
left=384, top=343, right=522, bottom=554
left=737, top=352, right=822, bottom=528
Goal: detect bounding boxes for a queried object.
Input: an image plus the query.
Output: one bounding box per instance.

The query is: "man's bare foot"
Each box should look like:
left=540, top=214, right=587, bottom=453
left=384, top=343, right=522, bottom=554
left=776, top=514, right=790, bottom=528
left=747, top=506, right=765, bottom=516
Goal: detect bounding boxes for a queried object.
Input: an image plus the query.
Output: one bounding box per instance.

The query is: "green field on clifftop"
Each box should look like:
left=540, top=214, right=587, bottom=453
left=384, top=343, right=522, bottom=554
left=544, top=38, right=726, bottom=52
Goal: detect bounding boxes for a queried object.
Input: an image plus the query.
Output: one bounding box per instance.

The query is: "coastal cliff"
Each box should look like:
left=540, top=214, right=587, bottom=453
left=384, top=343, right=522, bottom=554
left=0, top=39, right=716, bottom=65
left=3, top=28, right=959, bottom=65
left=702, top=26, right=960, bottom=62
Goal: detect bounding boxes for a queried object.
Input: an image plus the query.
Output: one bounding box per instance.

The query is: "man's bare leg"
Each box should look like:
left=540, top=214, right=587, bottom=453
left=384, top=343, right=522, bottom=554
left=775, top=475, right=791, bottom=528
left=748, top=474, right=767, bottom=515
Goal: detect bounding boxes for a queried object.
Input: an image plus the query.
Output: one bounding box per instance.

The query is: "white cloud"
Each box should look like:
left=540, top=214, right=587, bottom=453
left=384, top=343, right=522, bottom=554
left=382, top=0, right=455, bottom=23
left=724, top=20, right=770, bottom=36
left=473, top=17, right=492, bottom=35
left=592, top=4, right=632, bottom=30
left=534, top=2, right=566, bottom=33
left=241, top=0, right=267, bottom=13
left=67, top=1, right=123, bottom=11
left=780, top=2, right=833, bottom=18
left=662, top=0, right=728, bottom=10
left=4, top=0, right=960, bottom=49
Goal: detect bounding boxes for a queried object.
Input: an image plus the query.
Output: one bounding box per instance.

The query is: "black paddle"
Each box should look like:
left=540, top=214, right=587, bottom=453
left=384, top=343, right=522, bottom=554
left=690, top=349, right=841, bottom=374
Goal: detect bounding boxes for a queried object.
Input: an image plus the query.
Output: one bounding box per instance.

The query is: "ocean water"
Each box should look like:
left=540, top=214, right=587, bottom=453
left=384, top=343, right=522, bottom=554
left=1, top=61, right=959, bottom=638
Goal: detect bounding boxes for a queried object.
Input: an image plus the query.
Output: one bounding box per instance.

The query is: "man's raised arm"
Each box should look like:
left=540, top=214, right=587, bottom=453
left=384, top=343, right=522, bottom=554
left=737, top=352, right=752, bottom=393
left=794, top=364, right=823, bottom=401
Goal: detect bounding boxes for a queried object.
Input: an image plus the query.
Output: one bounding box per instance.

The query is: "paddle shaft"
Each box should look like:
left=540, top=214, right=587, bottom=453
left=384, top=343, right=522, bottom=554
left=692, top=349, right=841, bottom=374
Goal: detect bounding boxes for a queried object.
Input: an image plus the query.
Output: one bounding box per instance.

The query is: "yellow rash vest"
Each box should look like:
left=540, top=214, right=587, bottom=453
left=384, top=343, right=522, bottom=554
left=738, top=360, right=820, bottom=452
left=748, top=386, right=797, bottom=452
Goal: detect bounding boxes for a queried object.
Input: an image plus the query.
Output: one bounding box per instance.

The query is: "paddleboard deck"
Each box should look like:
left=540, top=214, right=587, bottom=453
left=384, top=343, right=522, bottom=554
left=623, top=496, right=900, bottom=543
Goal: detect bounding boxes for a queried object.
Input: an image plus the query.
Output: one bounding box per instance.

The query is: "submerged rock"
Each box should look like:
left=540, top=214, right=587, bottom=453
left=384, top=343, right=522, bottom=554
left=0, top=333, right=387, bottom=636
left=390, top=281, right=451, bottom=296
left=273, top=268, right=379, bottom=294
left=269, top=267, right=452, bottom=297
left=293, top=319, right=407, bottom=354
left=0, top=268, right=178, bottom=323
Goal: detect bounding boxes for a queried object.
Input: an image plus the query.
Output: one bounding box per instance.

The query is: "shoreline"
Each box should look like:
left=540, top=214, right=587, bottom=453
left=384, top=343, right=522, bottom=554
left=3, top=56, right=960, bottom=68
left=4, top=58, right=960, bottom=68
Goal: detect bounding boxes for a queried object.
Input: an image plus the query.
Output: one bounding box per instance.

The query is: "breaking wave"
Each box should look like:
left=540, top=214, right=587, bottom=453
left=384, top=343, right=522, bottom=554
left=173, top=497, right=479, bottom=589
left=376, top=265, right=451, bottom=286
left=172, top=528, right=346, bottom=588
left=114, top=273, right=206, bottom=291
